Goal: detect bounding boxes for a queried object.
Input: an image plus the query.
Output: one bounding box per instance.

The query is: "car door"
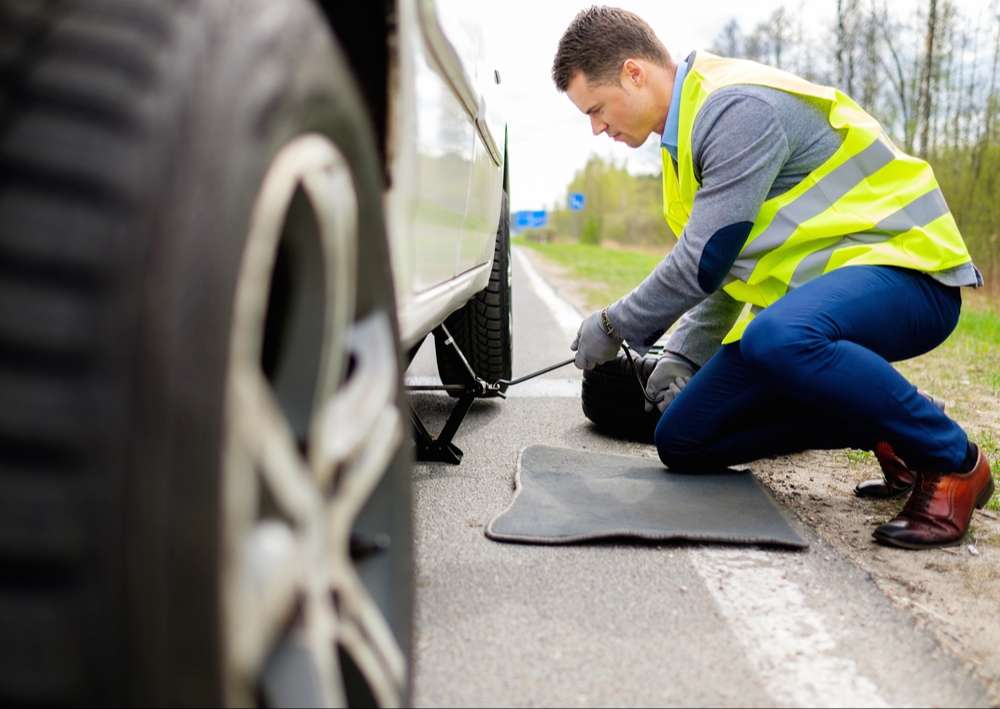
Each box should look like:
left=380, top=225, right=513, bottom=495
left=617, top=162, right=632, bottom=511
left=419, top=0, right=504, bottom=276
left=409, top=8, right=476, bottom=294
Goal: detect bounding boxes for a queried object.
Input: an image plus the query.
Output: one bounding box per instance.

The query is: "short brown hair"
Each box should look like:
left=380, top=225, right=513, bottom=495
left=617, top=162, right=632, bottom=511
left=552, top=6, right=671, bottom=92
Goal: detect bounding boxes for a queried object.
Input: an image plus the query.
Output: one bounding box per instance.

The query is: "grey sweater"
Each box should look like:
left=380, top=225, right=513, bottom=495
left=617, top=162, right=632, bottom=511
left=607, top=84, right=981, bottom=366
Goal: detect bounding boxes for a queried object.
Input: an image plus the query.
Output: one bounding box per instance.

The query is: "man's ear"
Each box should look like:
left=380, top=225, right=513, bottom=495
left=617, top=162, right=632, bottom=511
left=622, top=58, right=643, bottom=87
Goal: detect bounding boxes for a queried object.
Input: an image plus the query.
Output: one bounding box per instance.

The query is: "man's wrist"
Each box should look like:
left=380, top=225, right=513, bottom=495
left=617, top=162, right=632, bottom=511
left=600, top=307, right=622, bottom=341
left=663, top=349, right=699, bottom=371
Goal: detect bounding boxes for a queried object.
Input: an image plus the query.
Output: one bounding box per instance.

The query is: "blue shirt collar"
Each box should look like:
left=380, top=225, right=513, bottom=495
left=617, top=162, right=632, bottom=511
left=661, top=59, right=688, bottom=161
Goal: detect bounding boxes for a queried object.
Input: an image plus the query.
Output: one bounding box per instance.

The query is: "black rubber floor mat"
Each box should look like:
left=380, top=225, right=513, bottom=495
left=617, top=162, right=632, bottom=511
left=486, top=445, right=807, bottom=548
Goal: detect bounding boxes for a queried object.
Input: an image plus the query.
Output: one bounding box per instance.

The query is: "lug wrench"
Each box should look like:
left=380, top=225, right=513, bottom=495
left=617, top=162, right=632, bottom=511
left=408, top=329, right=656, bottom=464
left=409, top=342, right=655, bottom=404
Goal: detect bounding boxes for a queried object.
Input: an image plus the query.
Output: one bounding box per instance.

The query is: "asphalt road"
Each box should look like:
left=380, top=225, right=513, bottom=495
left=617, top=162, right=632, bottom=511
left=405, top=246, right=990, bottom=707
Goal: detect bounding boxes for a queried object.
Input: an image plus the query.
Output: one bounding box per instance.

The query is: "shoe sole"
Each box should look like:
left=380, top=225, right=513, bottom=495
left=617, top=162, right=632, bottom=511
left=871, top=532, right=964, bottom=550
left=853, top=483, right=913, bottom=500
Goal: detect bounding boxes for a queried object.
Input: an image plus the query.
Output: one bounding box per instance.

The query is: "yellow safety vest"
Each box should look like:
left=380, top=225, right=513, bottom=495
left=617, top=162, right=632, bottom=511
left=663, top=51, right=972, bottom=344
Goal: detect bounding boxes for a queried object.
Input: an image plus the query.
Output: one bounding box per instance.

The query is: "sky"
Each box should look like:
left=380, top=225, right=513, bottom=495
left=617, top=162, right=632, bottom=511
left=487, top=0, right=987, bottom=214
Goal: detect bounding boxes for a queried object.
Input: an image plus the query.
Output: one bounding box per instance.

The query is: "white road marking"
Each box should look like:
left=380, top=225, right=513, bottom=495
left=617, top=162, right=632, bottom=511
left=514, top=247, right=582, bottom=340
left=689, top=548, right=890, bottom=708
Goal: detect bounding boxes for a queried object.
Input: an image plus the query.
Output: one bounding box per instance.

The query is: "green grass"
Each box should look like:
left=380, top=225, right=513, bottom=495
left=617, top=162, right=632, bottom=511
left=846, top=449, right=875, bottom=465
left=939, top=303, right=1000, bottom=395
left=952, top=307, right=1000, bottom=345
left=974, top=429, right=1000, bottom=512
left=520, top=240, right=664, bottom=310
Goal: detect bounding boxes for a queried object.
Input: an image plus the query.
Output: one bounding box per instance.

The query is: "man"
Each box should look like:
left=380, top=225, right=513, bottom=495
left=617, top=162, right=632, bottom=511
left=554, top=6, right=993, bottom=549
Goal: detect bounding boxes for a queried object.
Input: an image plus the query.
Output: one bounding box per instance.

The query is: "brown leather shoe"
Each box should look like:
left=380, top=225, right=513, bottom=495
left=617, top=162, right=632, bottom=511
left=854, top=441, right=916, bottom=499
left=873, top=448, right=996, bottom=549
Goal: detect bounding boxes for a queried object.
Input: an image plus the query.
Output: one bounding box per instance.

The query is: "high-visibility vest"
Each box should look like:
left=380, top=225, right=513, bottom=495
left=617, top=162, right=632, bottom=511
left=664, top=51, right=972, bottom=344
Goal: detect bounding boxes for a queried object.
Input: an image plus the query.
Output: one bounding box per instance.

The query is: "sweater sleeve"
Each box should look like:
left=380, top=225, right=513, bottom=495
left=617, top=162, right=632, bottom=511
left=664, top=288, right=744, bottom=366
left=606, top=89, right=790, bottom=354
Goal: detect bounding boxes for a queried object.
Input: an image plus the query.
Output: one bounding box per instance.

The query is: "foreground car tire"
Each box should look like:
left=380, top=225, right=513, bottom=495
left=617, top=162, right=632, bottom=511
left=0, top=1, right=411, bottom=705
left=435, top=191, right=513, bottom=394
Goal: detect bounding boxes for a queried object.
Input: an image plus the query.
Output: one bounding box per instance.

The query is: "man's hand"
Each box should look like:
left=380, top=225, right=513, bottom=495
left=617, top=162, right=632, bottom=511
left=571, top=309, right=622, bottom=370
left=644, top=351, right=697, bottom=413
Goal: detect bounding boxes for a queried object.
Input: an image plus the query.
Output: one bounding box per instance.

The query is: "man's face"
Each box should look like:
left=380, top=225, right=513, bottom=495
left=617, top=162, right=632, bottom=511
left=566, top=62, right=656, bottom=148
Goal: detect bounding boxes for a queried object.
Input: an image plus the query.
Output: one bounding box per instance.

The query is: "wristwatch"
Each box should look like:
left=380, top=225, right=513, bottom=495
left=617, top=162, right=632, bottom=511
left=600, top=307, right=621, bottom=341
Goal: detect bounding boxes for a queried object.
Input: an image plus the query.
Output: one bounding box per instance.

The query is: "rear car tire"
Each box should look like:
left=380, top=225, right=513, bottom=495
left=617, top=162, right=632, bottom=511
left=582, top=348, right=664, bottom=443
left=434, top=191, right=513, bottom=394
left=0, top=0, right=411, bottom=705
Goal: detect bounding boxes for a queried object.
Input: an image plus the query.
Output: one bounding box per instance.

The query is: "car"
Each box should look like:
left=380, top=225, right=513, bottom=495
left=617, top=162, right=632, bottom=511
left=0, top=0, right=510, bottom=706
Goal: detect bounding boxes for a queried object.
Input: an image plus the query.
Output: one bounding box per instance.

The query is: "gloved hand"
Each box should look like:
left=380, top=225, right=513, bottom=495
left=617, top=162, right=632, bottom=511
left=571, top=309, right=622, bottom=370
left=644, top=351, right=697, bottom=413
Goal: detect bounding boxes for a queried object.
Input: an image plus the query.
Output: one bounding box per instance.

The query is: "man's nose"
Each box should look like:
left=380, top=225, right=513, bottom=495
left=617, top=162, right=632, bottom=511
left=590, top=115, right=607, bottom=136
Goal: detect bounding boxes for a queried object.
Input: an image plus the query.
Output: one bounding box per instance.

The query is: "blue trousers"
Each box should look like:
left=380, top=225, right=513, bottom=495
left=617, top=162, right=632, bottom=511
left=655, top=266, right=966, bottom=473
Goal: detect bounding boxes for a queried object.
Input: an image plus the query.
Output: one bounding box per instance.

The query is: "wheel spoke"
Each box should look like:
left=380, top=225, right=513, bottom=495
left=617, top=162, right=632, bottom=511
left=312, top=313, right=398, bottom=487
left=259, top=620, right=346, bottom=709
left=302, top=587, right=348, bottom=708
left=302, top=160, right=357, bottom=403
left=235, top=365, right=318, bottom=525
left=327, top=406, right=403, bottom=535
left=259, top=632, right=329, bottom=707
left=336, top=570, right=407, bottom=706
left=233, top=521, right=302, bottom=679
left=339, top=615, right=404, bottom=708
left=325, top=405, right=407, bottom=701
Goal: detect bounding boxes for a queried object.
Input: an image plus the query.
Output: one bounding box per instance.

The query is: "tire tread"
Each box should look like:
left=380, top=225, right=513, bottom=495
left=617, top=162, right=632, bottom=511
left=0, top=1, right=175, bottom=703
left=435, top=192, right=512, bottom=390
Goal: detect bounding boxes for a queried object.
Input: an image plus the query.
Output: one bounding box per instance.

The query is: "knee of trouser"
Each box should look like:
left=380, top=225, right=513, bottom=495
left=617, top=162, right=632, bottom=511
left=740, top=311, right=825, bottom=373
left=654, top=410, right=701, bottom=469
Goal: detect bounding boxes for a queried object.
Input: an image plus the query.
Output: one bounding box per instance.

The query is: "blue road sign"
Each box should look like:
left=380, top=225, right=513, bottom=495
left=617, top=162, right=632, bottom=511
left=513, top=210, right=548, bottom=230
left=568, top=192, right=585, bottom=211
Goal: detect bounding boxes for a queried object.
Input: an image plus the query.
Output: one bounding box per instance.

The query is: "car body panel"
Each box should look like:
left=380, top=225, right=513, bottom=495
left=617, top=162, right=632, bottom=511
left=385, top=0, right=506, bottom=349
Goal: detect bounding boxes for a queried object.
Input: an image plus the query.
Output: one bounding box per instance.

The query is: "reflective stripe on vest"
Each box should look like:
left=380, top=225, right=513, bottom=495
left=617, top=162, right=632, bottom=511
left=663, top=51, right=972, bottom=344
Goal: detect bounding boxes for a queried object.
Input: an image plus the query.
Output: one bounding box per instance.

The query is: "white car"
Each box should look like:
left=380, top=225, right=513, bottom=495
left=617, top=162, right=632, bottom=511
left=0, top=0, right=509, bottom=706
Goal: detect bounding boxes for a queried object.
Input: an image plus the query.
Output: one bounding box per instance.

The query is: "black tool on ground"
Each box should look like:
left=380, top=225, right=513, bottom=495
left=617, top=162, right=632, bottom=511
left=581, top=348, right=664, bottom=443
left=407, top=323, right=576, bottom=464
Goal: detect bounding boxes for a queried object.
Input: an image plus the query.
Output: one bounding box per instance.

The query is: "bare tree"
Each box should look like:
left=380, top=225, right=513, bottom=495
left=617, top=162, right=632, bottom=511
left=876, top=1, right=918, bottom=151
left=971, top=13, right=1000, bottom=182
left=929, top=1, right=958, bottom=156
left=916, top=0, right=939, bottom=156
left=836, top=0, right=860, bottom=95
left=951, top=24, right=970, bottom=153
left=859, top=1, right=881, bottom=110
left=713, top=18, right=743, bottom=57
left=742, top=24, right=768, bottom=64
left=768, top=7, right=791, bottom=68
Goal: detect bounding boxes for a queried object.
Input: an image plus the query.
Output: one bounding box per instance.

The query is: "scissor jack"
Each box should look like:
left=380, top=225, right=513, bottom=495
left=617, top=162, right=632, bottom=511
left=406, top=323, right=574, bottom=464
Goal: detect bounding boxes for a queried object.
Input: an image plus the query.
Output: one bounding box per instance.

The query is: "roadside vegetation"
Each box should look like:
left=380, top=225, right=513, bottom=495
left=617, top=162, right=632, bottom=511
left=519, top=238, right=1000, bottom=509
left=519, top=240, right=663, bottom=306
